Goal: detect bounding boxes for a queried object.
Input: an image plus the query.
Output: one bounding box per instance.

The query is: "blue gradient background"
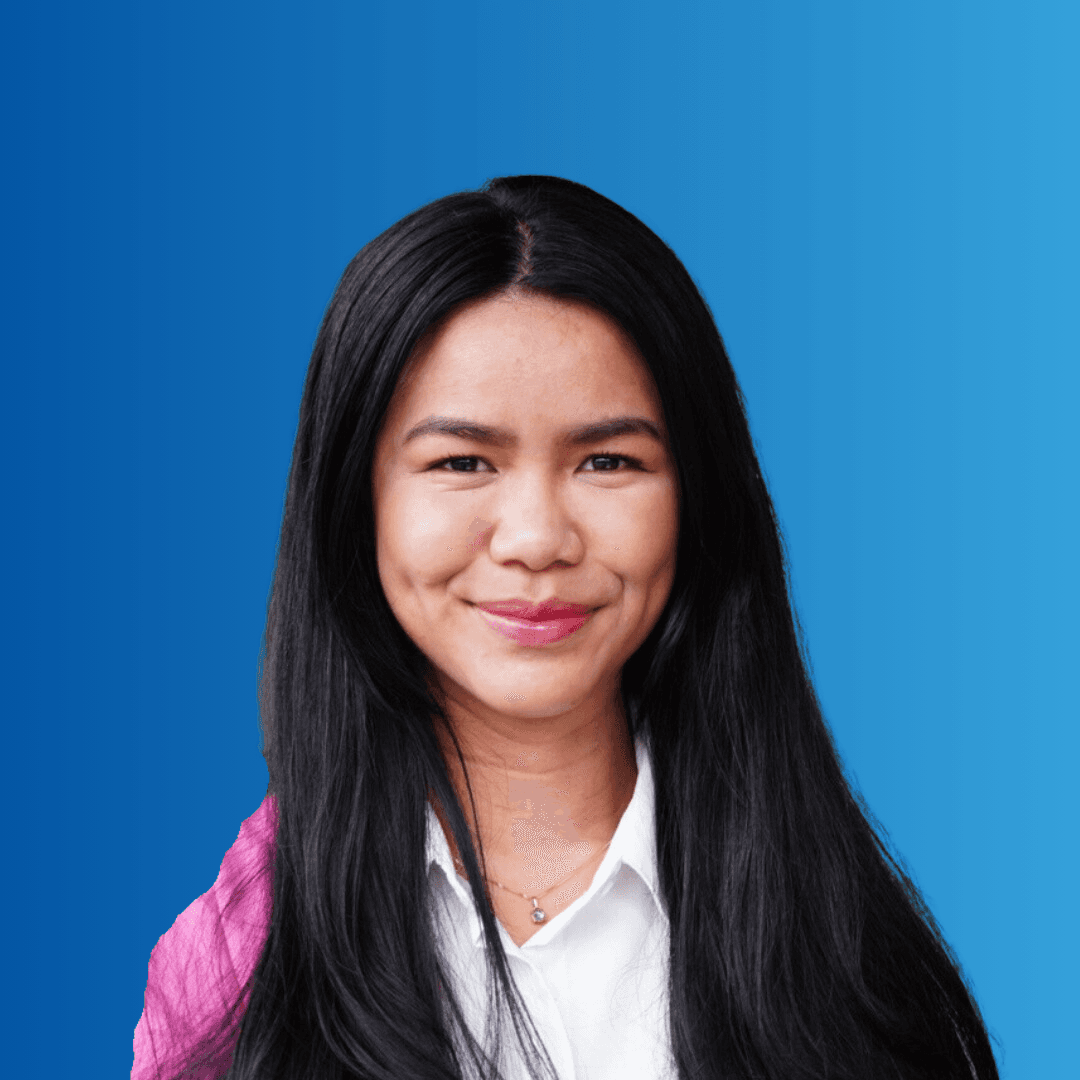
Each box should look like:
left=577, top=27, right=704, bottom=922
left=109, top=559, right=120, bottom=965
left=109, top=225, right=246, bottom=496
left=3, top=2, right=1076, bottom=1077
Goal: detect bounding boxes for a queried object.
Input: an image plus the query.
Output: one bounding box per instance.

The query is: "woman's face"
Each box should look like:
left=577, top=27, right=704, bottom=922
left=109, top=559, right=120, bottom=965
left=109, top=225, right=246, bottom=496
left=371, top=292, right=679, bottom=724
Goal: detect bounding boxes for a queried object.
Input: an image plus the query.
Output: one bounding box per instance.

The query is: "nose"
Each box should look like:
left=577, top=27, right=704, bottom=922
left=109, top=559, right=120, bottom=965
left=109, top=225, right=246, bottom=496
left=484, top=470, right=583, bottom=571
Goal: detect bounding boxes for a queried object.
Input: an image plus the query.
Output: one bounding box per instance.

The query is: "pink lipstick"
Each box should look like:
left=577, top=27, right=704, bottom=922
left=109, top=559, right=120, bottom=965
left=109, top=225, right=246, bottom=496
left=474, top=599, right=594, bottom=647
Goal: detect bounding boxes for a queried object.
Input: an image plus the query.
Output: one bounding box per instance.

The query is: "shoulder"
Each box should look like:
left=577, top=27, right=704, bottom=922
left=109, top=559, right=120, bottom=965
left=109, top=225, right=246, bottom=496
left=131, top=795, right=277, bottom=1079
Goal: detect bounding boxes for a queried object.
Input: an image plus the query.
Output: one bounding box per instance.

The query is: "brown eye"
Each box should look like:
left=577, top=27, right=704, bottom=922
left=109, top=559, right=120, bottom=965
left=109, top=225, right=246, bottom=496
left=431, top=456, right=489, bottom=473
left=583, top=454, right=643, bottom=472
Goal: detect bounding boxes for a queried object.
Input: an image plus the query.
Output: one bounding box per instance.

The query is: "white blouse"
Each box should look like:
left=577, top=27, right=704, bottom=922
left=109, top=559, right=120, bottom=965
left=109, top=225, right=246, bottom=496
left=425, top=737, right=677, bottom=1080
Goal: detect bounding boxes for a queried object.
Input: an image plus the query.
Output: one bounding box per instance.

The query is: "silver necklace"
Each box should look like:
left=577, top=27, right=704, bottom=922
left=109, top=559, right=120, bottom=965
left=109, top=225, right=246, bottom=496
left=454, top=839, right=614, bottom=924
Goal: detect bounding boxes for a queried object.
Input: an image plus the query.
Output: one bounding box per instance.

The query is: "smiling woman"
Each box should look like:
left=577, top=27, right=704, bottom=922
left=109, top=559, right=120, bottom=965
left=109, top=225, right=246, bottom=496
left=132, top=177, right=999, bottom=1080
left=371, top=293, right=678, bottom=949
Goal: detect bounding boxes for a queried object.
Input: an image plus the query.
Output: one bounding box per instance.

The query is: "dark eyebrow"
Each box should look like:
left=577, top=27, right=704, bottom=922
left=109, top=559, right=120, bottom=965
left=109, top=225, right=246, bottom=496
left=402, top=415, right=664, bottom=447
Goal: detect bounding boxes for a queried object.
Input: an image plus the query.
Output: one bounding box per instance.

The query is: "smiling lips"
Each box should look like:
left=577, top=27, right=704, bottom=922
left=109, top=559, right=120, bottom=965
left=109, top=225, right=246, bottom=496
left=474, top=599, right=594, bottom=646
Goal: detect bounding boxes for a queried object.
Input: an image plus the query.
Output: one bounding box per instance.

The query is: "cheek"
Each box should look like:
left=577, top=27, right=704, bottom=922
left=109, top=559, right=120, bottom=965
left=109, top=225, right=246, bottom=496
left=376, top=488, right=475, bottom=593
left=621, top=499, right=678, bottom=647
left=635, top=526, right=678, bottom=603
left=603, top=486, right=679, bottom=585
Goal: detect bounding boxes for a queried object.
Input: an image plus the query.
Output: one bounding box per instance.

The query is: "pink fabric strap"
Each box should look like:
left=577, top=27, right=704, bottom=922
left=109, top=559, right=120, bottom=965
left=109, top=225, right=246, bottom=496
left=132, top=795, right=277, bottom=1079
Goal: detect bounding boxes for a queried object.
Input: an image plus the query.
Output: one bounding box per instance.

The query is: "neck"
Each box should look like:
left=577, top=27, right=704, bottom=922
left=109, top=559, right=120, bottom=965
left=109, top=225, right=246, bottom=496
left=429, top=690, right=638, bottom=899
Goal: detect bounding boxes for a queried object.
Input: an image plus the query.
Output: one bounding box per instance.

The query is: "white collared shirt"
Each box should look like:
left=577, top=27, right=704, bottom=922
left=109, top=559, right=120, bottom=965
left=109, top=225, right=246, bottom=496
left=425, top=738, right=677, bottom=1080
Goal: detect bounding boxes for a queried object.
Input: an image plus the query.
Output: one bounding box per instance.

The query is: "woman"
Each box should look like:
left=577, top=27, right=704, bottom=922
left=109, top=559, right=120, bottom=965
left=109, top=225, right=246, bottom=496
left=134, top=175, right=999, bottom=1079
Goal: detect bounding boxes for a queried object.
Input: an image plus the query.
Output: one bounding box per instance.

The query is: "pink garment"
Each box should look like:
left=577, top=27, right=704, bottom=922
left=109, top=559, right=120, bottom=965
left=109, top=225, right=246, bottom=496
left=132, top=795, right=277, bottom=1080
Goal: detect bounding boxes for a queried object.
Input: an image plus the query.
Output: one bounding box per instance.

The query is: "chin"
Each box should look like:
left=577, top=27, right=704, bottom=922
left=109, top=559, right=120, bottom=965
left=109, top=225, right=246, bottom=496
left=487, top=692, right=579, bottom=719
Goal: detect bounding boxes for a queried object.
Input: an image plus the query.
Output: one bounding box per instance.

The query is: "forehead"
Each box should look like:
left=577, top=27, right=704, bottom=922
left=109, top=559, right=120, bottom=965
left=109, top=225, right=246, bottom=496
left=384, top=294, right=663, bottom=430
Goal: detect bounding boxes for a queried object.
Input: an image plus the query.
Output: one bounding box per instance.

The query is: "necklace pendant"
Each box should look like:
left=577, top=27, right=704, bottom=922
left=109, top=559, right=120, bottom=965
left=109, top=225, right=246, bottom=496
left=530, top=898, right=547, bottom=923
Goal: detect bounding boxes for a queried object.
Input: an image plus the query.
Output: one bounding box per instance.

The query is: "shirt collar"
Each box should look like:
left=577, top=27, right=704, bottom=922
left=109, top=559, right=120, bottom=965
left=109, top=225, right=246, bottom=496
left=611, top=734, right=661, bottom=902
left=425, top=735, right=663, bottom=947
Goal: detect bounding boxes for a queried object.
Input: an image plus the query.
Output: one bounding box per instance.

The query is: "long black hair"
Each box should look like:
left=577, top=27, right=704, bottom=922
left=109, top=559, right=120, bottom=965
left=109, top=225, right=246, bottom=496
left=181, top=176, right=998, bottom=1079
